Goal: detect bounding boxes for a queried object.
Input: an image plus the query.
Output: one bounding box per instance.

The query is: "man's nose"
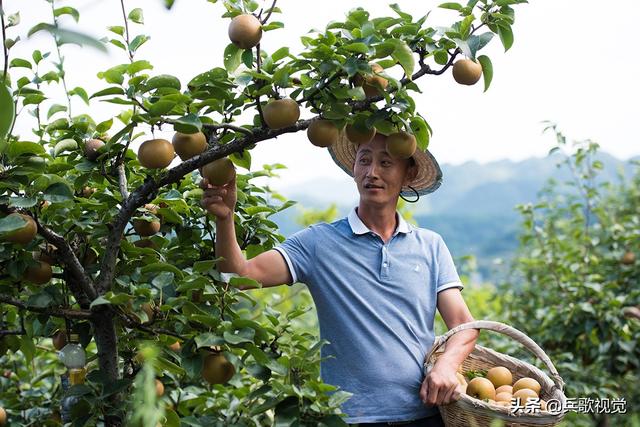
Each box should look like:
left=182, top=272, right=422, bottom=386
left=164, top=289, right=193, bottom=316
left=365, top=163, right=379, bottom=178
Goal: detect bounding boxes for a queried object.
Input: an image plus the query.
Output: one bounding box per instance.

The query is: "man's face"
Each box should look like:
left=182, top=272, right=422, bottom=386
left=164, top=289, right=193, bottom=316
left=353, top=134, right=415, bottom=206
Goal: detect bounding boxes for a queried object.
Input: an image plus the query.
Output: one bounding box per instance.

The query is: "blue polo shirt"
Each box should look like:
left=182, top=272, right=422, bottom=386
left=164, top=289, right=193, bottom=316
left=274, top=207, right=463, bottom=423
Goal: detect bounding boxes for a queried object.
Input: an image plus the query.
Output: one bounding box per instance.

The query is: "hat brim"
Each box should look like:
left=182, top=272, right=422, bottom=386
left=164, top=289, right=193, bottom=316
left=328, top=131, right=443, bottom=196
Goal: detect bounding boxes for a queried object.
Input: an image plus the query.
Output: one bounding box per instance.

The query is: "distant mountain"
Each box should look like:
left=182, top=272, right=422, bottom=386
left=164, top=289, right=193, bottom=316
left=269, top=152, right=637, bottom=281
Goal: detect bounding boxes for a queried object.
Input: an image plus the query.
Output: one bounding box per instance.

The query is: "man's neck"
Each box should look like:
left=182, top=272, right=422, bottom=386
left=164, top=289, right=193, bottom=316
left=356, top=203, right=398, bottom=243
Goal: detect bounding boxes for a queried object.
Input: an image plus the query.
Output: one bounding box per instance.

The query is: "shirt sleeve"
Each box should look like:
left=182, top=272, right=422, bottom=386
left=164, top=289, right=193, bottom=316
left=273, top=225, right=317, bottom=285
left=435, top=235, right=464, bottom=293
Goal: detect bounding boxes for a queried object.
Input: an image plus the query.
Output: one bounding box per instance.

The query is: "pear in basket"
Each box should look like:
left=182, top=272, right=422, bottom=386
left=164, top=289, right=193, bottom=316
left=466, top=377, right=496, bottom=400
left=513, top=377, right=541, bottom=394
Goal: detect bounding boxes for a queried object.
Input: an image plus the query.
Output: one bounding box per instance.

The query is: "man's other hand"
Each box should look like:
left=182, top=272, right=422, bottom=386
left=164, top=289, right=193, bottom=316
left=419, top=360, right=462, bottom=406
left=200, top=175, right=237, bottom=220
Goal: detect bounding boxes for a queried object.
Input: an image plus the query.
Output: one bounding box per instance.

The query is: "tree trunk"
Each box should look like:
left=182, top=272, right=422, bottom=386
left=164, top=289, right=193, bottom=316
left=92, top=307, right=122, bottom=427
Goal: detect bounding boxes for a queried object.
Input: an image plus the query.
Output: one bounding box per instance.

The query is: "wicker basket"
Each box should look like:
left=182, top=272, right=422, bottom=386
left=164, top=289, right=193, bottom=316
left=424, top=320, right=567, bottom=427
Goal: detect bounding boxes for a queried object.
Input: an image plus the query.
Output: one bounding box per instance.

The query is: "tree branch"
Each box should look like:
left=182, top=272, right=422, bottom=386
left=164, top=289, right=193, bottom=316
left=96, top=119, right=313, bottom=294
left=0, top=294, right=92, bottom=319
left=36, top=222, right=98, bottom=301
left=115, top=311, right=183, bottom=339
left=260, top=0, right=277, bottom=25
left=0, top=0, right=8, bottom=85
left=202, top=122, right=254, bottom=136
left=117, top=163, right=129, bottom=199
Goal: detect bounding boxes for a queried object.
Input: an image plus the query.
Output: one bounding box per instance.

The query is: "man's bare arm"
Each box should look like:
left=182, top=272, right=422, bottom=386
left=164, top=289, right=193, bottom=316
left=420, top=287, right=478, bottom=406
left=202, top=176, right=292, bottom=288
left=435, top=288, right=478, bottom=369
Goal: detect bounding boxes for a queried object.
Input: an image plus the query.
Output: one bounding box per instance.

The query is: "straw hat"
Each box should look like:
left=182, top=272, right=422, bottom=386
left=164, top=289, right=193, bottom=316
left=328, top=130, right=443, bottom=196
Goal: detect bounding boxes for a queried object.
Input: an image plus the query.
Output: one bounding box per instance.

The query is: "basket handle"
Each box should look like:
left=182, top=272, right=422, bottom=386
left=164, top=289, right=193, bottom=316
left=425, top=320, right=565, bottom=392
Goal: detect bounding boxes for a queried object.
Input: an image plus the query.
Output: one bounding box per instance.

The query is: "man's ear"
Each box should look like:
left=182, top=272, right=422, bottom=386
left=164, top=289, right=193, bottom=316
left=404, top=161, right=418, bottom=185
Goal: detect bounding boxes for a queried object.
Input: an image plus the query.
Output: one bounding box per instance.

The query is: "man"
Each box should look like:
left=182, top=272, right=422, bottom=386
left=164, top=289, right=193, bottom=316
left=201, top=130, right=478, bottom=426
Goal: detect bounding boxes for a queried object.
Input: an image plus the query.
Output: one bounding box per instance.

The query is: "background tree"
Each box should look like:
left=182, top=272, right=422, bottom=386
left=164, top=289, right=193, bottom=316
left=0, top=0, right=526, bottom=425
left=502, top=126, right=640, bottom=427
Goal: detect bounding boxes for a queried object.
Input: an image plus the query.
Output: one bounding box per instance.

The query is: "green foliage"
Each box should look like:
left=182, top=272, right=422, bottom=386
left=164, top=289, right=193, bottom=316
left=0, top=0, right=527, bottom=424
left=502, top=126, right=640, bottom=426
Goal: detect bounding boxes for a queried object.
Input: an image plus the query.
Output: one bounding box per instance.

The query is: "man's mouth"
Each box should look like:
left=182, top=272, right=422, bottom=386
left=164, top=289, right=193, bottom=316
left=364, top=183, right=383, bottom=189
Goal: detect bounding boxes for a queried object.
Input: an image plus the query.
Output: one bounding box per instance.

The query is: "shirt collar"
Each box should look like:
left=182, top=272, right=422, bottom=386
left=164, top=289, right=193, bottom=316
left=347, top=207, right=412, bottom=236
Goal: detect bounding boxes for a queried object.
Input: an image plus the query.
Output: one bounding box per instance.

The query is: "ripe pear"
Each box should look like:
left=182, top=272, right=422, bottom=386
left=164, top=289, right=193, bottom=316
left=81, top=186, right=97, bottom=198
left=202, top=352, right=236, bottom=384
left=3, top=213, right=37, bottom=245
left=201, top=158, right=236, bottom=186
left=155, top=379, right=164, bottom=397
left=452, top=59, right=483, bottom=86
left=133, top=219, right=160, bottom=237
left=466, top=377, right=496, bottom=401
left=263, top=98, right=300, bottom=130
left=354, top=63, right=388, bottom=98
left=346, top=122, right=376, bottom=145
left=228, top=14, right=262, bottom=49
left=172, top=132, right=207, bottom=161
left=307, top=119, right=339, bottom=148
left=0, top=407, right=6, bottom=426
left=513, top=377, right=541, bottom=395
left=24, top=260, right=53, bottom=284
left=84, top=139, right=105, bottom=161
left=137, top=139, right=175, bottom=169
left=168, top=341, right=181, bottom=352
left=52, top=331, right=67, bottom=351
left=134, top=239, right=158, bottom=249
left=386, top=131, right=417, bottom=159
left=621, top=251, right=636, bottom=265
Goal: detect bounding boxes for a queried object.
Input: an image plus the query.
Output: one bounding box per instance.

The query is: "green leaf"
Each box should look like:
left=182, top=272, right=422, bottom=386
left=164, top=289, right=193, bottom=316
left=128, top=8, right=144, bottom=24
left=434, top=50, right=448, bottom=65
left=242, top=49, right=254, bottom=68
left=148, top=100, right=177, bottom=116
left=128, top=60, right=153, bottom=75
left=262, top=21, right=284, bottom=31
left=54, top=6, right=80, bottom=22
left=0, top=85, right=15, bottom=149
left=10, top=58, right=31, bottom=69
left=195, top=333, right=225, bottom=348
left=0, top=213, right=32, bottom=233
left=224, top=43, right=243, bottom=73
left=477, top=55, right=493, bottom=92
left=410, top=116, right=430, bottom=150
left=389, top=3, right=413, bottom=21
left=28, top=23, right=107, bottom=53
left=439, top=2, right=463, bottom=10
left=90, top=296, right=111, bottom=308
left=44, top=182, right=74, bottom=203
left=96, top=118, right=113, bottom=133
left=69, top=87, right=89, bottom=105
left=145, top=74, right=181, bottom=91
left=271, top=47, right=289, bottom=62
left=223, top=328, right=255, bottom=345
left=343, top=42, right=369, bottom=54
left=7, top=141, right=45, bottom=158
left=8, top=196, right=37, bottom=208
left=129, top=34, right=150, bottom=53
left=388, top=39, right=415, bottom=78
left=23, top=94, right=46, bottom=105
left=53, top=138, right=78, bottom=156
left=108, top=26, right=125, bottom=36
left=91, top=87, right=125, bottom=98
left=173, top=114, right=202, bottom=133
left=497, top=25, right=514, bottom=51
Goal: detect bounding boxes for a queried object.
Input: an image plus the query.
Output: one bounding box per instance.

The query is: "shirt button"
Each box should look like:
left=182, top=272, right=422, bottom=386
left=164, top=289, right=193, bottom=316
left=383, top=262, right=388, bottom=267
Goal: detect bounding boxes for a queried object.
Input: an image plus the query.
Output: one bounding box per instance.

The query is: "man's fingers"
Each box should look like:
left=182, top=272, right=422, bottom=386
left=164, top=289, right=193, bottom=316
left=425, top=382, right=439, bottom=406
left=419, top=381, right=428, bottom=404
